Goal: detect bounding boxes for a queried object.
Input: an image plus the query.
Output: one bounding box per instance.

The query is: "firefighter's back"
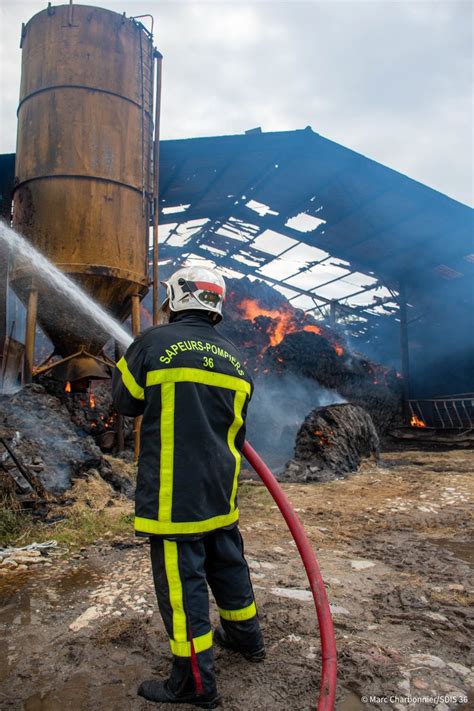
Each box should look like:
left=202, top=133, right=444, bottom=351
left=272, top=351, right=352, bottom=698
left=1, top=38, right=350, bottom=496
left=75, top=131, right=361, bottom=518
left=133, top=312, right=253, bottom=537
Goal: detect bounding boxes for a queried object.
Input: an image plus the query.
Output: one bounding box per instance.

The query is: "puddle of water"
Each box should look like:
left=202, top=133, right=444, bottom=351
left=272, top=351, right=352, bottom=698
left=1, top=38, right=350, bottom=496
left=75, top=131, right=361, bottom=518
left=23, top=672, right=92, bottom=710
left=23, top=667, right=139, bottom=710
left=430, top=539, right=474, bottom=566
left=0, top=636, right=16, bottom=685
left=339, top=690, right=365, bottom=711
left=0, top=562, right=103, bottom=685
left=0, top=563, right=102, bottom=625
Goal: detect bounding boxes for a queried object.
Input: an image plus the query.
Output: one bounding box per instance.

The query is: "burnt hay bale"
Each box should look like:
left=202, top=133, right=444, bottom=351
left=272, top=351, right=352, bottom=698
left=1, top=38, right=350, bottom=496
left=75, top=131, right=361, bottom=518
left=283, top=403, right=379, bottom=483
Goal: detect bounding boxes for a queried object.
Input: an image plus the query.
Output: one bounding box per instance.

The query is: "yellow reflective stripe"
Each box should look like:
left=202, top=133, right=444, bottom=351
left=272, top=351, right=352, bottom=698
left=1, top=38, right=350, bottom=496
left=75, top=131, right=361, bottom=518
left=228, top=391, right=247, bottom=513
left=116, top=357, right=144, bottom=400
left=170, top=630, right=213, bottom=657
left=218, top=601, right=257, bottom=622
left=159, top=383, right=175, bottom=522
left=146, top=367, right=251, bottom=395
left=163, top=542, right=213, bottom=657
left=134, top=508, right=239, bottom=535
left=163, top=540, right=187, bottom=644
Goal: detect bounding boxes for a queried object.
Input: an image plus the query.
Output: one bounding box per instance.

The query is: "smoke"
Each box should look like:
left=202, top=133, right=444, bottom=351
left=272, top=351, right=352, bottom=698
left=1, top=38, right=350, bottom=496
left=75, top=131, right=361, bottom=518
left=246, top=372, right=345, bottom=471
left=0, top=376, right=22, bottom=396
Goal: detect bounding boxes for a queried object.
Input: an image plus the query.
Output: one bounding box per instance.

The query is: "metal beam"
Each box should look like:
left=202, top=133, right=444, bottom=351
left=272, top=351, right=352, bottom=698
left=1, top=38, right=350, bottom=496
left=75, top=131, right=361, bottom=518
left=398, top=281, right=411, bottom=421
left=159, top=241, right=361, bottom=314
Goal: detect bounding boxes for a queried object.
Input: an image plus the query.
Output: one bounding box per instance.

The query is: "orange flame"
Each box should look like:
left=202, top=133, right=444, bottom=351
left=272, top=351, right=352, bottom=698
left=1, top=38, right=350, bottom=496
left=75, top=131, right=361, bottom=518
left=410, top=414, right=426, bottom=428
left=238, top=298, right=297, bottom=347
left=89, top=387, right=96, bottom=409
left=237, top=297, right=346, bottom=359
left=64, top=381, right=71, bottom=393
left=313, top=429, right=333, bottom=446
left=238, top=298, right=325, bottom=348
left=303, top=324, right=322, bottom=335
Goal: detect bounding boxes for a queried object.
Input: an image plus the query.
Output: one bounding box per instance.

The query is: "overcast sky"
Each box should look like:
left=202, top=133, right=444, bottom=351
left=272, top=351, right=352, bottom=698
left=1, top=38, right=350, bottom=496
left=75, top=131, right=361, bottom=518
left=1, top=0, right=472, bottom=206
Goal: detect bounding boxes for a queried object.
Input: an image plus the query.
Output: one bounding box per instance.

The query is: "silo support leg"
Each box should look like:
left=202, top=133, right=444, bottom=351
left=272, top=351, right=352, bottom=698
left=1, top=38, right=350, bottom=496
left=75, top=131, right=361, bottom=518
left=24, top=288, right=38, bottom=384
left=131, top=294, right=141, bottom=338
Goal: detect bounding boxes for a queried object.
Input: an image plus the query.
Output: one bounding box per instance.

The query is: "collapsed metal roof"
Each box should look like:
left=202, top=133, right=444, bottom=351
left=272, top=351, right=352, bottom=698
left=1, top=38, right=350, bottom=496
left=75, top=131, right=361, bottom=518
left=157, top=127, right=473, bottom=331
left=1, top=128, right=472, bottom=337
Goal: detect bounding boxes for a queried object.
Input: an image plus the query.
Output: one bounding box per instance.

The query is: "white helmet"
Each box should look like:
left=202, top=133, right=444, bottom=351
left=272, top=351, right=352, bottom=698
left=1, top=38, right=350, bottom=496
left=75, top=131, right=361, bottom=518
left=161, top=266, right=226, bottom=321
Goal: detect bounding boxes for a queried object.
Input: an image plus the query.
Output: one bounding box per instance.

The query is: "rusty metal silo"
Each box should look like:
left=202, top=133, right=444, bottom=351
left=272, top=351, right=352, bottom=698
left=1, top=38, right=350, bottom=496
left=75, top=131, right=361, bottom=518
left=12, top=3, right=158, bottom=380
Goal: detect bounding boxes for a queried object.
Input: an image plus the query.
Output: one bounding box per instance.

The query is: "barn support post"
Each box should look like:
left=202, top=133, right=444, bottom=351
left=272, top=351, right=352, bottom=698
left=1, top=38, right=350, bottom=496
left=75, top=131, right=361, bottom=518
left=399, top=281, right=411, bottom=422
left=24, top=286, right=38, bottom=384
left=152, top=50, right=163, bottom=326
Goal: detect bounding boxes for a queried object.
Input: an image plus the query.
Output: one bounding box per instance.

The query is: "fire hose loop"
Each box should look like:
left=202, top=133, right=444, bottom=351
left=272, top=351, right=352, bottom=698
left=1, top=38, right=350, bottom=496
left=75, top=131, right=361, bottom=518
left=242, top=441, right=337, bottom=711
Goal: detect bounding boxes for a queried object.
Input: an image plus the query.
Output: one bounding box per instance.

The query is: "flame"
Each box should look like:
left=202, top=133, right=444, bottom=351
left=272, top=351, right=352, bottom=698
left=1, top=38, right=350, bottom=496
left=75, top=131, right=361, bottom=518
left=410, top=414, right=426, bottom=428
left=64, top=381, right=71, bottom=393
left=313, top=429, right=333, bottom=446
left=303, top=324, right=322, bottom=335
left=236, top=297, right=347, bottom=359
left=238, top=298, right=297, bottom=347
left=238, top=298, right=326, bottom=348
left=89, top=386, right=96, bottom=409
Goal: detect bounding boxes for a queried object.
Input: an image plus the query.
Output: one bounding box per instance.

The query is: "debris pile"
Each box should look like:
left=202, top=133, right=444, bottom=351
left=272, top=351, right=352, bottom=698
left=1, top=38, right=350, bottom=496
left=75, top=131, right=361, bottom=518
left=219, top=278, right=403, bottom=435
left=283, top=403, right=379, bottom=482
left=221, top=277, right=346, bottom=360
left=0, top=384, right=133, bottom=497
left=38, top=376, right=134, bottom=451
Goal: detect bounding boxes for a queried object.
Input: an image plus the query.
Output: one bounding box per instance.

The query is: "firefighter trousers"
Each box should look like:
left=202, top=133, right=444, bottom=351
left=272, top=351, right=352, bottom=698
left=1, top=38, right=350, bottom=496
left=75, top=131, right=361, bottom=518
left=150, top=526, right=263, bottom=661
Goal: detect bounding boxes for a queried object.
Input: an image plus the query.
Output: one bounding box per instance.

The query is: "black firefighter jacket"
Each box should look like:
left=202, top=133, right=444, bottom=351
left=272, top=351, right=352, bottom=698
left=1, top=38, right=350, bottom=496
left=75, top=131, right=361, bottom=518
left=112, top=313, right=253, bottom=538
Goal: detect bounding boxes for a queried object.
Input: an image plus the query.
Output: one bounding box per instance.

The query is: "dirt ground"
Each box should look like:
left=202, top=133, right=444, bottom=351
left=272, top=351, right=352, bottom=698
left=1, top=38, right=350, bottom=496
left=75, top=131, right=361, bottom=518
left=0, top=448, right=473, bottom=711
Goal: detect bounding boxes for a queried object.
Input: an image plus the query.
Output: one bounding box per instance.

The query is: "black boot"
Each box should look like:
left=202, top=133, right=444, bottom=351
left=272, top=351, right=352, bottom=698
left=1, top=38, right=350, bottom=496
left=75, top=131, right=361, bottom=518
left=138, top=650, right=221, bottom=708
left=214, top=622, right=266, bottom=663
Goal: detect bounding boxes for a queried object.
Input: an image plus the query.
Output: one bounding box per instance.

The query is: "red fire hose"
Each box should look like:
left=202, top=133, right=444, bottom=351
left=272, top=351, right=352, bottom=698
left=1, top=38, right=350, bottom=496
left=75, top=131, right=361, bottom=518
left=242, top=441, right=337, bottom=711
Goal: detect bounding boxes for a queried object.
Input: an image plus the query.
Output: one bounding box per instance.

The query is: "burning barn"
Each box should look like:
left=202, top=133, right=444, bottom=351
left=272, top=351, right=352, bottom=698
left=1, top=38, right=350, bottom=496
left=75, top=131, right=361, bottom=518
left=143, top=129, right=473, bottom=467
left=0, top=9, right=473, bottom=480
left=0, top=4, right=472, bottom=495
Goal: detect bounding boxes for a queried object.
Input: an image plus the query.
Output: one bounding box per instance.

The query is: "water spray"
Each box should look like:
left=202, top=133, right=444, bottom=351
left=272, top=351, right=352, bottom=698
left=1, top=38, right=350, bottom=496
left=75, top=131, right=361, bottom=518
left=0, top=221, right=133, bottom=351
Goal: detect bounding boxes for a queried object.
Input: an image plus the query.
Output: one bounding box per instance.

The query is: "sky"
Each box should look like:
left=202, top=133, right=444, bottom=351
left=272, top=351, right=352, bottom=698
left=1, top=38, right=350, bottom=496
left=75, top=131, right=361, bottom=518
left=0, top=0, right=472, bottom=208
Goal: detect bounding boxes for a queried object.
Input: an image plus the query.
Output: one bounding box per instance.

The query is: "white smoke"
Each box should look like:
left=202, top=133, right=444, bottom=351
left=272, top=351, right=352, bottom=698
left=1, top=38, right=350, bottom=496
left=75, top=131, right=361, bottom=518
left=246, top=372, right=345, bottom=471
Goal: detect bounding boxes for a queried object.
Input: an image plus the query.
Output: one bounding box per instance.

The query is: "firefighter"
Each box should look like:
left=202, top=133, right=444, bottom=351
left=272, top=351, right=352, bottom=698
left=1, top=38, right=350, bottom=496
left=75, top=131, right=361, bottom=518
left=112, top=266, right=265, bottom=708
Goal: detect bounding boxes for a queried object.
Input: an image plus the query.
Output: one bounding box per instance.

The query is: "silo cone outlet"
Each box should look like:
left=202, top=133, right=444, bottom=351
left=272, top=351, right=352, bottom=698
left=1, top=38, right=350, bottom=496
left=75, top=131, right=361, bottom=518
left=48, top=353, right=112, bottom=383
left=11, top=268, right=145, bottom=382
